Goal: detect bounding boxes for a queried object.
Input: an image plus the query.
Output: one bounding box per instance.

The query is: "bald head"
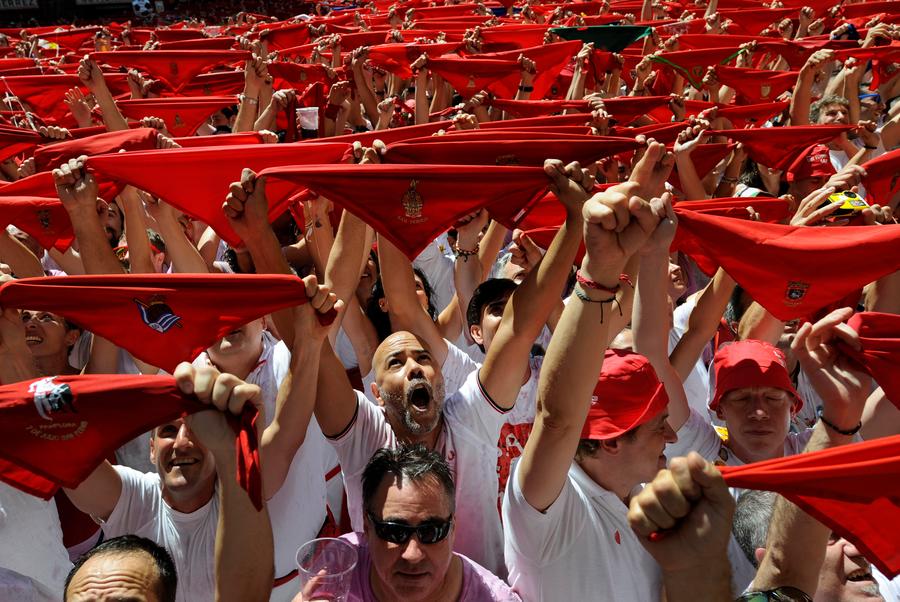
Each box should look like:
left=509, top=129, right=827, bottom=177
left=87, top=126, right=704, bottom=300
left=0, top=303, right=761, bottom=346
left=373, top=331, right=432, bottom=382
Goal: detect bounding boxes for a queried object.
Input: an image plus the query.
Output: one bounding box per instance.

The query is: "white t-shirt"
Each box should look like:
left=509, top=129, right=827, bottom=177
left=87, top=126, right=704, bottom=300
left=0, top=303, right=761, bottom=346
left=361, top=339, right=478, bottom=404
left=503, top=460, right=662, bottom=602
left=328, top=369, right=511, bottom=577
left=0, top=484, right=71, bottom=600
left=195, top=333, right=328, bottom=584
left=669, top=300, right=712, bottom=420
left=104, top=467, right=218, bottom=602
left=413, top=233, right=456, bottom=314
left=497, top=356, right=543, bottom=506
left=667, top=409, right=813, bottom=472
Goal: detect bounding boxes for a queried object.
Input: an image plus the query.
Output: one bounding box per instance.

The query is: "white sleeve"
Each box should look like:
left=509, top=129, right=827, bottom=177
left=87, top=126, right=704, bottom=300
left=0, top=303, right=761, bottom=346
left=103, top=467, right=162, bottom=537
left=271, top=340, right=292, bottom=386
left=327, top=391, right=395, bottom=480
left=413, top=235, right=456, bottom=313
left=444, top=369, right=510, bottom=445
left=441, top=340, right=480, bottom=397
left=666, top=409, right=725, bottom=463
left=502, top=461, right=586, bottom=565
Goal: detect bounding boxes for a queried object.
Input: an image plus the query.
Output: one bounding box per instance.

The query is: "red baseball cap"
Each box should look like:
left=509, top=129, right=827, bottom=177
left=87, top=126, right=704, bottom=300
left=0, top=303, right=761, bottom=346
left=709, top=340, right=803, bottom=413
left=785, top=143, right=836, bottom=183
left=580, top=350, right=670, bottom=441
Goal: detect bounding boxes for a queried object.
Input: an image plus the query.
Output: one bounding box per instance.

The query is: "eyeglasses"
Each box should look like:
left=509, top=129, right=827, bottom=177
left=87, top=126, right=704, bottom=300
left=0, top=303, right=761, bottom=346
left=367, top=513, right=453, bottom=545
left=736, top=586, right=814, bottom=602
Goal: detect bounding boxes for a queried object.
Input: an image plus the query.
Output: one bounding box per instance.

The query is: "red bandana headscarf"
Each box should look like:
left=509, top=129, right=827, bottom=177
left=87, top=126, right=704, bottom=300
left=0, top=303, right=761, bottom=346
left=258, top=163, right=549, bottom=258
left=0, top=274, right=333, bottom=372
left=0, top=374, right=263, bottom=510
left=86, top=142, right=351, bottom=246
left=115, top=96, right=239, bottom=137
left=706, top=125, right=854, bottom=171
left=91, top=50, right=250, bottom=91
left=672, top=210, right=900, bottom=321
left=720, top=434, right=900, bottom=578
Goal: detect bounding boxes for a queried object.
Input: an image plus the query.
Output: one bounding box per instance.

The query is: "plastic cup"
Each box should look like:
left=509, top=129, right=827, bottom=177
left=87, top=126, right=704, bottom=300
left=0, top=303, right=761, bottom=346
left=296, top=537, right=358, bottom=602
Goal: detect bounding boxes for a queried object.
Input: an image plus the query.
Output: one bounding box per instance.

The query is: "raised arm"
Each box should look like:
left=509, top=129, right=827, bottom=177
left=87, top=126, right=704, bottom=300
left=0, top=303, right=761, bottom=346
left=479, top=160, right=590, bottom=410
left=173, top=363, right=274, bottom=602
left=233, top=57, right=267, bottom=134
left=259, top=276, right=341, bottom=499
left=753, top=307, right=872, bottom=595
left=789, top=50, right=833, bottom=126
left=223, top=168, right=297, bottom=349
left=146, top=197, right=210, bottom=274
left=632, top=194, right=691, bottom=431
left=517, top=184, right=662, bottom=512
left=118, top=185, right=156, bottom=274
left=78, top=57, right=129, bottom=132
left=0, top=229, right=43, bottom=278
left=53, top=157, right=126, bottom=275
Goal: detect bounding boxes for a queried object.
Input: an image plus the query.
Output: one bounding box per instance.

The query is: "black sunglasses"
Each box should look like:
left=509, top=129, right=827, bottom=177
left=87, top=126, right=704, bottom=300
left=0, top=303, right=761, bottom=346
left=367, top=513, right=453, bottom=545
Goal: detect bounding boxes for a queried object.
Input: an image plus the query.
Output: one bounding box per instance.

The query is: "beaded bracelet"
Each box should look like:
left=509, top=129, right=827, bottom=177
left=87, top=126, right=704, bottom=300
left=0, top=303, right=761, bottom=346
left=454, top=243, right=479, bottom=262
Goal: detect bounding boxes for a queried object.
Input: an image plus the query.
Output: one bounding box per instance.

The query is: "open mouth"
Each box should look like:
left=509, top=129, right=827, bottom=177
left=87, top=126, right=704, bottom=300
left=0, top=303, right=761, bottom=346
left=408, top=383, right=432, bottom=410
left=170, top=458, right=198, bottom=469
left=25, top=335, right=43, bottom=345
left=846, top=567, right=874, bottom=583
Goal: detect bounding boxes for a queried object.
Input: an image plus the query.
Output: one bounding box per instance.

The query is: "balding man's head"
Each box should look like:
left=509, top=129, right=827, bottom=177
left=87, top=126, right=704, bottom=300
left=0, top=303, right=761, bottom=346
left=371, top=331, right=446, bottom=439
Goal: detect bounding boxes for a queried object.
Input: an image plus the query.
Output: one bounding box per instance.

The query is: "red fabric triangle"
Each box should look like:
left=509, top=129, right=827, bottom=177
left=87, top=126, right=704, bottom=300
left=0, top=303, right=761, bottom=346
left=115, top=96, right=238, bottom=137
left=650, top=46, right=746, bottom=88
left=0, top=57, right=38, bottom=72
left=675, top=33, right=769, bottom=51
left=861, top=148, right=900, bottom=208
left=86, top=142, right=351, bottom=246
left=0, top=274, right=328, bottom=372
left=602, top=96, right=673, bottom=125
left=840, top=312, right=900, bottom=409
left=91, top=50, right=250, bottom=91
left=714, top=66, right=799, bottom=104
left=669, top=143, right=734, bottom=195
left=267, top=62, right=335, bottom=89
left=436, top=127, right=596, bottom=139
left=673, top=197, right=791, bottom=223
left=0, top=197, right=74, bottom=252
left=154, top=28, right=207, bottom=43
left=367, top=42, right=461, bottom=78
left=262, top=22, right=312, bottom=50
left=0, top=373, right=263, bottom=511
left=0, top=125, right=42, bottom=162
left=715, top=101, right=790, bottom=129
left=718, top=7, right=799, bottom=35
left=426, top=56, right=520, bottom=98
left=37, top=27, right=100, bottom=52
left=479, top=25, right=548, bottom=52
left=489, top=98, right=589, bottom=118
left=384, top=135, right=640, bottom=166
left=0, top=170, right=121, bottom=203
left=33, top=127, right=159, bottom=172
left=174, top=132, right=265, bottom=147
left=259, top=163, right=549, bottom=258
left=705, top=125, right=854, bottom=171
left=671, top=210, right=900, bottom=320
left=719, top=435, right=900, bottom=578
left=480, top=112, right=598, bottom=129
left=181, top=70, right=246, bottom=96
left=157, top=37, right=237, bottom=51
left=831, top=44, right=900, bottom=89
left=482, top=40, right=583, bottom=99
left=841, top=1, right=897, bottom=20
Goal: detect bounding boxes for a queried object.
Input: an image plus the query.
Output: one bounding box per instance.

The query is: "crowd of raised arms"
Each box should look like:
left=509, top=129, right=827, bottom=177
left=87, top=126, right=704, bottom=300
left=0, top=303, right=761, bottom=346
left=0, top=1, right=898, bottom=601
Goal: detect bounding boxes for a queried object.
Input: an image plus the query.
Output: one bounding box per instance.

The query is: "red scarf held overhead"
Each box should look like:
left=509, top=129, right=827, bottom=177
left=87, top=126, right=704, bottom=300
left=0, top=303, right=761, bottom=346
left=831, top=45, right=900, bottom=90
left=426, top=56, right=521, bottom=98
left=181, top=70, right=246, bottom=96
left=719, top=435, right=900, bottom=579
left=33, top=128, right=159, bottom=172
left=482, top=40, right=583, bottom=100
left=840, top=312, right=900, bottom=409
left=0, top=197, right=73, bottom=252
left=0, top=374, right=263, bottom=510
left=601, top=96, right=673, bottom=125
left=91, top=50, right=250, bottom=91
left=671, top=210, right=900, bottom=321
left=0, top=170, right=122, bottom=203
left=861, top=148, right=900, bottom=209
left=86, top=142, right=351, bottom=247
left=114, top=96, right=238, bottom=137
left=157, top=37, right=238, bottom=51
left=431, top=127, right=595, bottom=140
left=649, top=46, right=747, bottom=89
left=0, top=125, right=43, bottom=163
left=266, top=62, right=335, bottom=90
left=260, top=22, right=311, bottom=50
left=669, top=143, right=734, bottom=197
left=488, top=98, right=590, bottom=118
left=713, top=66, right=800, bottom=104
left=36, top=27, right=100, bottom=52
left=479, top=112, right=599, bottom=129
left=714, top=101, right=791, bottom=129
left=673, top=197, right=791, bottom=223
left=478, top=24, right=548, bottom=52
left=0, top=274, right=333, bottom=372
left=383, top=136, right=641, bottom=166
left=366, top=42, right=461, bottom=78
left=717, top=7, right=800, bottom=35
left=258, top=163, right=550, bottom=259
left=706, top=125, right=854, bottom=171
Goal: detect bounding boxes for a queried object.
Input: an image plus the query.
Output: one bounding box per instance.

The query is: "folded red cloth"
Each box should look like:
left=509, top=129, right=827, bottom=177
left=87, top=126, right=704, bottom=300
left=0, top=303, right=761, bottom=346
left=0, top=374, right=263, bottom=510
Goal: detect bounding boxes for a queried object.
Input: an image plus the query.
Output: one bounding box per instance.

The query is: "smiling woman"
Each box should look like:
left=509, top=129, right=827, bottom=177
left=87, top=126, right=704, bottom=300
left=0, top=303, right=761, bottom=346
left=20, top=310, right=81, bottom=377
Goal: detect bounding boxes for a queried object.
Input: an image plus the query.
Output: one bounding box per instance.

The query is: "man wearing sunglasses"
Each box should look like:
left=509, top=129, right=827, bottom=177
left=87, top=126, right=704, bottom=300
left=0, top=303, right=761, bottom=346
left=298, top=445, right=519, bottom=602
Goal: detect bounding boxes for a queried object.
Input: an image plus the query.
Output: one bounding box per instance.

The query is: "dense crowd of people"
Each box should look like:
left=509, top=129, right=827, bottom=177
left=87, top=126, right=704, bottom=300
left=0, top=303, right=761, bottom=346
left=0, top=0, right=899, bottom=600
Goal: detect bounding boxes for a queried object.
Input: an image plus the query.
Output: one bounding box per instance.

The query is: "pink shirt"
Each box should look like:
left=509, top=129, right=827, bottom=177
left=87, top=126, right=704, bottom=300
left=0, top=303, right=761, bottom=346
left=341, top=533, right=520, bottom=602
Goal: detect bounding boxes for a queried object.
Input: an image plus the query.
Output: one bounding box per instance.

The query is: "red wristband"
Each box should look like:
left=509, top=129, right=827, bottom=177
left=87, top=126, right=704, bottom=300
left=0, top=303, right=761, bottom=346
left=576, top=270, right=632, bottom=293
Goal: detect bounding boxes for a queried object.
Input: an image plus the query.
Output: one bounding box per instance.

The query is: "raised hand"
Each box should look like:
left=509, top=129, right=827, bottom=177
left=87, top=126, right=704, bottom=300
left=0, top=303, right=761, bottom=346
left=581, top=187, right=660, bottom=280
left=223, top=168, right=271, bottom=242
left=544, top=159, right=597, bottom=213
left=53, top=155, right=103, bottom=217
